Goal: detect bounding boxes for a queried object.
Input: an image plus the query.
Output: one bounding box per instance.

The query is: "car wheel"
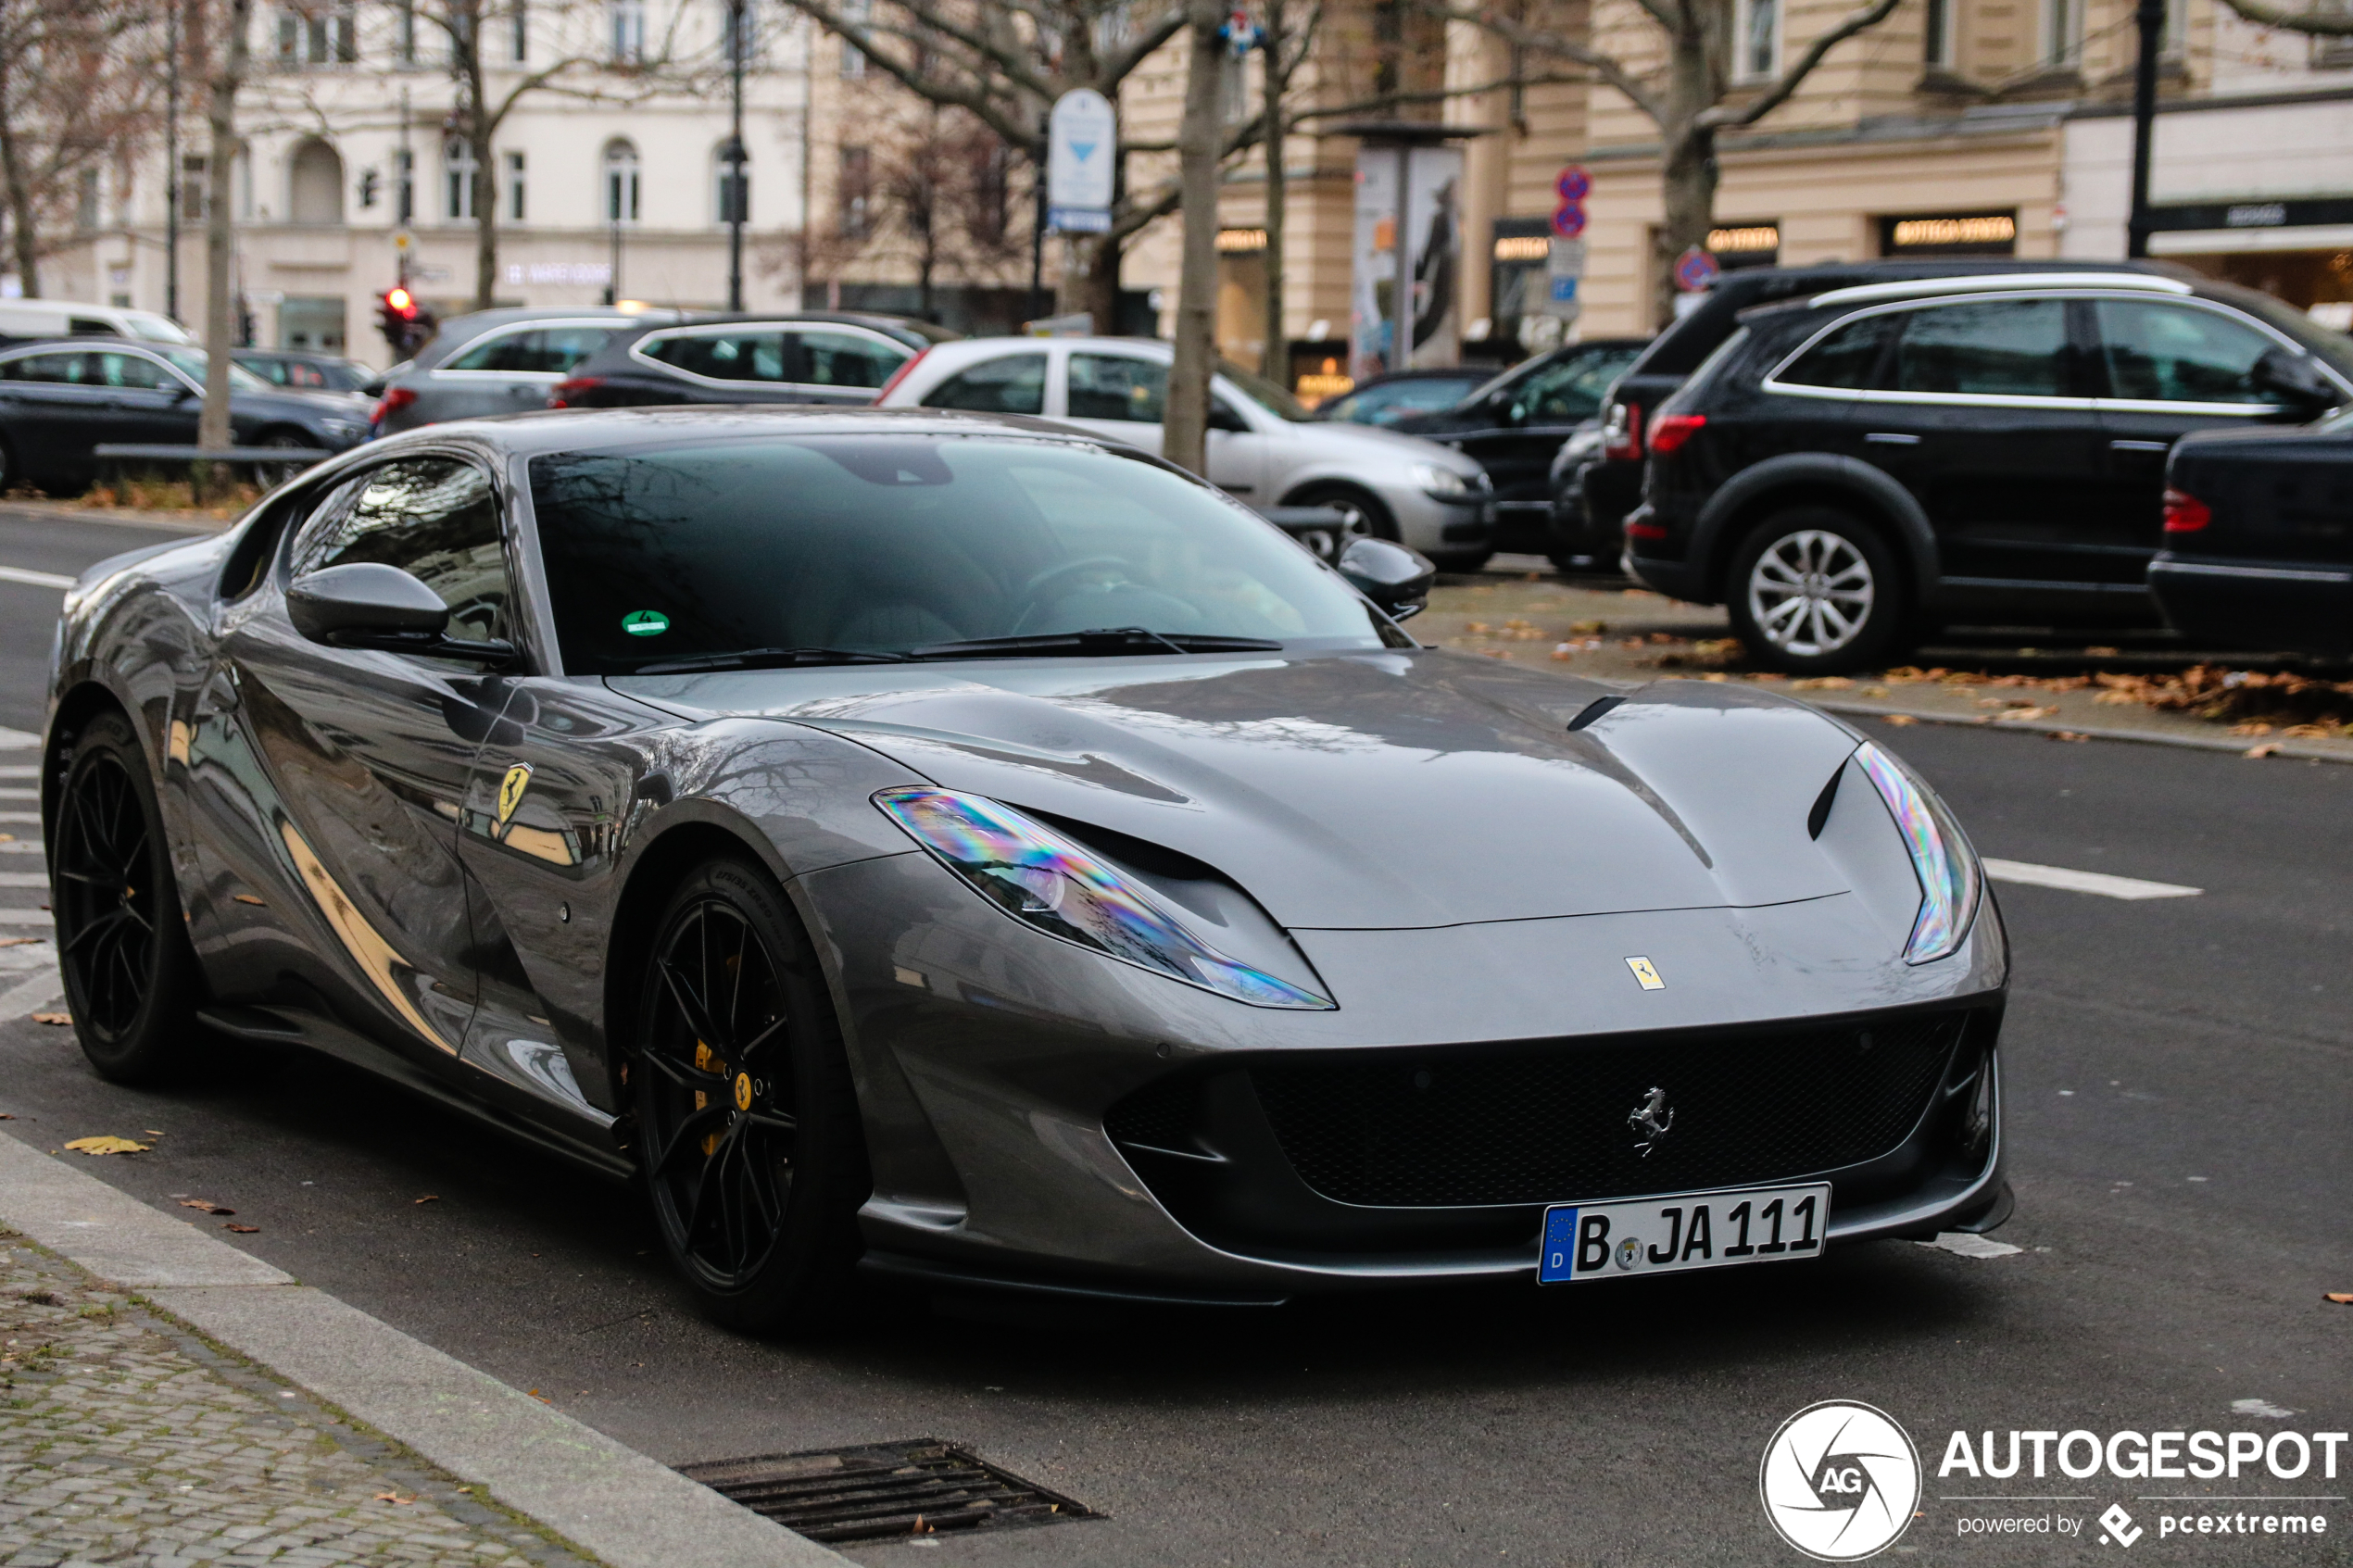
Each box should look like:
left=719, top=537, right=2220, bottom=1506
left=1727, top=508, right=1908, bottom=676
left=51, top=711, right=207, bottom=1083
left=253, top=430, right=311, bottom=492
left=1285, top=483, right=1398, bottom=543
left=635, top=857, right=867, bottom=1336
left=0, top=434, right=14, bottom=494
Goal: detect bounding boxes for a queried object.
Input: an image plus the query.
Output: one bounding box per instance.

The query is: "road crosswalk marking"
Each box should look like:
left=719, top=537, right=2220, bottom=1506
left=1982, top=858, right=2202, bottom=900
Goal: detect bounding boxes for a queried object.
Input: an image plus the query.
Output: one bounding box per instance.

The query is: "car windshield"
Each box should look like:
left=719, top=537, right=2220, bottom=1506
left=126, top=312, right=196, bottom=345
left=158, top=349, right=271, bottom=392
left=1323, top=377, right=1486, bottom=424
left=2208, top=283, right=2353, bottom=385
left=530, top=435, right=1393, bottom=674
left=1217, top=358, right=1310, bottom=420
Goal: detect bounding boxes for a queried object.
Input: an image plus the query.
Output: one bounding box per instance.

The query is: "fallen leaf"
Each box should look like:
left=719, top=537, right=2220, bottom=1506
left=63, top=1135, right=150, bottom=1156
left=31, top=1012, right=71, bottom=1026
left=180, top=1199, right=234, bottom=1216
left=2085, top=646, right=2120, bottom=657
left=2326, top=1293, right=2353, bottom=1305
left=527, top=1388, right=553, bottom=1404
left=222, top=1223, right=259, bottom=1234
left=1881, top=714, right=1918, bottom=727
left=144, top=1130, right=164, bottom=1137
left=373, top=1491, right=416, bottom=1505
left=0, top=937, right=39, bottom=947
left=0, top=1113, right=12, bottom=1120
left=414, top=1195, right=439, bottom=1204
left=2046, top=730, right=2089, bottom=743
left=2246, top=742, right=2283, bottom=759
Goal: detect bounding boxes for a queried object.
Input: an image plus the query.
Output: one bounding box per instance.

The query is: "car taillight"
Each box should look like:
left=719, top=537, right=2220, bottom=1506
left=2161, top=487, right=2211, bottom=533
left=873, top=346, right=930, bottom=405
left=1602, top=401, right=1642, bottom=461
left=371, top=384, right=417, bottom=423
left=548, top=376, right=602, bottom=409
left=1647, top=412, right=1707, bottom=456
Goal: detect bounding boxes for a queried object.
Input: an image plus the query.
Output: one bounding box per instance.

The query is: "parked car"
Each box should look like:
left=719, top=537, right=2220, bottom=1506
left=1626, top=271, right=2353, bottom=673
left=2150, top=406, right=2353, bottom=659
left=45, top=403, right=2010, bottom=1330
left=0, top=337, right=374, bottom=495
left=0, top=299, right=195, bottom=347
left=1312, top=368, right=1494, bottom=427
left=234, top=348, right=378, bottom=394
left=1390, top=337, right=1647, bottom=556
left=1574, top=260, right=2190, bottom=569
left=1543, top=421, right=1613, bottom=571
left=372, top=306, right=689, bottom=434
left=874, top=336, right=1496, bottom=569
left=546, top=312, right=953, bottom=410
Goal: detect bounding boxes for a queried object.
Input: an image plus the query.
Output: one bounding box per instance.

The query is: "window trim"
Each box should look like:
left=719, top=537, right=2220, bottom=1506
left=1760, top=291, right=2322, bottom=413
left=628, top=320, right=910, bottom=393
left=435, top=318, right=628, bottom=381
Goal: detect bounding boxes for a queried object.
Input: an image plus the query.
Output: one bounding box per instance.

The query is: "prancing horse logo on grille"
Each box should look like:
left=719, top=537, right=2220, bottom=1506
left=1627, top=1087, right=1675, bottom=1157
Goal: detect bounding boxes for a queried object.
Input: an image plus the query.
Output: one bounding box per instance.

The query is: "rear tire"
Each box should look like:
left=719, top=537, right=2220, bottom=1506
left=51, top=711, right=207, bottom=1083
left=634, top=857, right=868, bottom=1336
left=254, top=429, right=311, bottom=491
left=1726, top=508, right=1908, bottom=676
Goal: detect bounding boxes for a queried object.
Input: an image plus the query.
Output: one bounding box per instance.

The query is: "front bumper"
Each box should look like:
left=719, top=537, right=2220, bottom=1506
left=1382, top=489, right=1495, bottom=557
left=799, top=853, right=2009, bottom=1300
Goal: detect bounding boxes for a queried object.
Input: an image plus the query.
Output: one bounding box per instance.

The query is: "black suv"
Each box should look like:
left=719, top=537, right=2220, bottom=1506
left=1627, top=272, right=2353, bottom=673
left=1568, top=259, right=2188, bottom=567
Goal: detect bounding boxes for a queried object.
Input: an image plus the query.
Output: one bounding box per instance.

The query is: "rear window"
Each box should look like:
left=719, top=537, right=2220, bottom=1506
left=921, top=354, right=1046, bottom=415
left=446, top=325, right=618, bottom=374
left=1775, top=313, right=1898, bottom=390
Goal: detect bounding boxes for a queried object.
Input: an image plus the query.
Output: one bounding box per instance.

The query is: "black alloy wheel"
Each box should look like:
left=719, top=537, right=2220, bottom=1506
left=1726, top=506, right=1910, bottom=677
left=635, top=858, right=867, bottom=1334
left=255, top=430, right=312, bottom=492
left=52, top=711, right=205, bottom=1082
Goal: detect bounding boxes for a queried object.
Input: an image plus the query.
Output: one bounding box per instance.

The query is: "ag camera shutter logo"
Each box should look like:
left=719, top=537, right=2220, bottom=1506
left=1760, top=1400, right=1922, bottom=1561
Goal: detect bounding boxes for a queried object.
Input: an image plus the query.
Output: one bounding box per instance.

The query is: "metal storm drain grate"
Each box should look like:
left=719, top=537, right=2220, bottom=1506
left=677, top=1438, right=1097, bottom=1544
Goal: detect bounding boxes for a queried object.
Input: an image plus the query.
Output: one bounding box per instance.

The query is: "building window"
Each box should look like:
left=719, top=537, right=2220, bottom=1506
left=275, top=3, right=356, bottom=65
left=2044, top=0, right=2082, bottom=67
left=609, top=0, right=645, bottom=61
left=179, top=154, right=209, bottom=220
left=511, top=0, right=528, bottom=60
left=75, top=169, right=101, bottom=231
left=1924, top=0, right=1953, bottom=66
left=838, top=144, right=871, bottom=237
left=445, top=137, right=477, bottom=220
left=839, top=0, right=868, bottom=75
left=289, top=138, right=345, bottom=224
left=507, top=151, right=526, bottom=220
left=713, top=144, right=749, bottom=223
left=1734, top=0, right=1779, bottom=78
left=2160, top=0, right=2188, bottom=55
left=604, top=140, right=640, bottom=224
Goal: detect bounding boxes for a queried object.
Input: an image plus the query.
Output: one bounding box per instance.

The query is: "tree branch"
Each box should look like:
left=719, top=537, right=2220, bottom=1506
left=1704, top=0, right=1906, bottom=127
left=2212, top=0, right=2353, bottom=30
left=1428, top=3, right=1666, bottom=122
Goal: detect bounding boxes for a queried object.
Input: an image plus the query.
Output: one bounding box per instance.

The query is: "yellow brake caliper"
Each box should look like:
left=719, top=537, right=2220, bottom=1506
left=694, top=1040, right=728, bottom=1156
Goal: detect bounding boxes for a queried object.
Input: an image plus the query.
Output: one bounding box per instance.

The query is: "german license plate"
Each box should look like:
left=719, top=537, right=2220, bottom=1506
left=1537, top=1183, right=1830, bottom=1283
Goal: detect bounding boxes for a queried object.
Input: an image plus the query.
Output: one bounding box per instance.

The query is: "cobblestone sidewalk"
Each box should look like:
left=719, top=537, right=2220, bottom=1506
left=0, top=1228, right=604, bottom=1568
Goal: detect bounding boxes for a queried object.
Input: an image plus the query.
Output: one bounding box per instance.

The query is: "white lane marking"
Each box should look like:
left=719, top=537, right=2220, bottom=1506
left=0, top=765, right=36, bottom=777
left=0, top=789, right=34, bottom=799
left=0, top=565, right=77, bottom=591
left=0, top=965, right=62, bottom=1019
left=0, top=729, right=38, bottom=751
left=1982, top=859, right=2202, bottom=900
left=0, top=873, right=46, bottom=887
left=0, top=811, right=38, bottom=822
left=0, top=909, right=53, bottom=923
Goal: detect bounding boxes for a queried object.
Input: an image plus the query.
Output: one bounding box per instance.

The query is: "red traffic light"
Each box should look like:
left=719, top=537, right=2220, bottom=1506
left=384, top=286, right=417, bottom=318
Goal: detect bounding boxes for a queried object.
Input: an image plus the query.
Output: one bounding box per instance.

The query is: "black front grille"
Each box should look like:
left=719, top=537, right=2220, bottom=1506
left=1246, top=1014, right=1965, bottom=1208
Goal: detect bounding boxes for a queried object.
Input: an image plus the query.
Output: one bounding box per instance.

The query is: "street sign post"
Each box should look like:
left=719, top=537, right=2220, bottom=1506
left=1545, top=167, right=1591, bottom=321
left=1047, top=88, right=1115, bottom=235
left=1673, top=245, right=1720, bottom=293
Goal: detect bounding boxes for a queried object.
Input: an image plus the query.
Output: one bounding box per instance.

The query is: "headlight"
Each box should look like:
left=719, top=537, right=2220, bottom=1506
left=1411, top=462, right=1477, bottom=498
left=874, top=787, right=1334, bottom=1010
left=1853, top=742, right=1982, bottom=964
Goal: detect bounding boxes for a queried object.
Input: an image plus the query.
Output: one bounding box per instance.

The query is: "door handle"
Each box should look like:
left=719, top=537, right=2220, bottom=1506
left=2109, top=439, right=2171, bottom=453
left=1864, top=432, right=1921, bottom=445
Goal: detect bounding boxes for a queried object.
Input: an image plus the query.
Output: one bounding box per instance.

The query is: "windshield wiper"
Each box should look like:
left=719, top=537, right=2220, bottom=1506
left=908, top=628, right=1285, bottom=659
left=631, top=646, right=912, bottom=675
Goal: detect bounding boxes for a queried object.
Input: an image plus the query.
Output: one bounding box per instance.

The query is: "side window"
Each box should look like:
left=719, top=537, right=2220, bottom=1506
left=3, top=354, right=82, bottom=383
left=1510, top=354, right=1618, bottom=420
left=2096, top=300, right=2277, bottom=405
left=444, top=329, right=532, bottom=372
left=921, top=353, right=1046, bottom=415
left=1068, top=354, right=1167, bottom=421
left=645, top=331, right=788, bottom=382
left=446, top=326, right=613, bottom=374
left=1778, top=313, right=1898, bottom=390
left=1889, top=299, right=2071, bottom=399
left=796, top=329, right=909, bottom=389
left=287, top=458, right=511, bottom=643
left=285, top=362, right=328, bottom=388
left=97, top=353, right=174, bottom=391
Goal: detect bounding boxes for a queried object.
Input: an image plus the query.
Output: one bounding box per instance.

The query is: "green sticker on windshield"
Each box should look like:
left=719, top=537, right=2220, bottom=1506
left=622, top=610, right=671, bottom=637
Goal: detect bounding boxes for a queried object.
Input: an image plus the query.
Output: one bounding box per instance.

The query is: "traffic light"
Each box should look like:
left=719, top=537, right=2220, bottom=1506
left=358, top=167, right=380, bottom=209
left=375, top=286, right=434, bottom=356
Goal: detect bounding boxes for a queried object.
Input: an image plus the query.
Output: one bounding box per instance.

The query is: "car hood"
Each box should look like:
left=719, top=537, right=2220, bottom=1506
left=615, top=650, right=1865, bottom=931
left=1277, top=416, right=1484, bottom=475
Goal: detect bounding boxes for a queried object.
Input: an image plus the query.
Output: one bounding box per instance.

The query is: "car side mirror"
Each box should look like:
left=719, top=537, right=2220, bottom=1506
left=287, top=562, right=515, bottom=664
left=170, top=382, right=197, bottom=402
left=1208, top=400, right=1250, bottom=433
left=2251, top=347, right=2340, bottom=419
left=1337, top=536, right=1437, bottom=620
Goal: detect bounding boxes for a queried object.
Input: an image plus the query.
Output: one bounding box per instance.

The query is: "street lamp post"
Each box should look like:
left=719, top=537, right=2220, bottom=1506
left=165, top=0, right=181, bottom=321
left=2126, top=0, right=2164, bottom=259
left=725, top=0, right=746, bottom=310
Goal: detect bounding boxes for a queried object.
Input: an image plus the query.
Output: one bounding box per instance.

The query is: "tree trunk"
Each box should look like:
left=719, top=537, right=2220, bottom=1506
left=197, top=0, right=250, bottom=494
left=1651, top=28, right=1719, bottom=329
left=1164, top=0, right=1227, bottom=476
left=1259, top=0, right=1286, bottom=380
left=472, top=119, right=498, bottom=310
left=1085, top=232, right=1120, bottom=330
left=0, top=44, right=39, bottom=298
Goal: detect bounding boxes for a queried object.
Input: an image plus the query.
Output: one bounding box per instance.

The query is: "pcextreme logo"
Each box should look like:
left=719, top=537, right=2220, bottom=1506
left=1760, top=1400, right=1924, bottom=1562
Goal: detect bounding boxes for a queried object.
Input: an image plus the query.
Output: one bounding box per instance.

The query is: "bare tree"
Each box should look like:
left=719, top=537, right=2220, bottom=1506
left=0, top=0, right=165, bottom=296
left=1443, top=0, right=1906, bottom=320
left=197, top=0, right=253, bottom=475
left=1164, top=0, right=1226, bottom=474
left=1257, top=0, right=1319, bottom=379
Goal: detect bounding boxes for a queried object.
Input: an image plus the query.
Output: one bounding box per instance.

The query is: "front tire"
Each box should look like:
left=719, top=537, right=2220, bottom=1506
left=635, top=858, right=867, bottom=1336
left=51, top=711, right=206, bottom=1083
left=1726, top=508, right=1908, bottom=676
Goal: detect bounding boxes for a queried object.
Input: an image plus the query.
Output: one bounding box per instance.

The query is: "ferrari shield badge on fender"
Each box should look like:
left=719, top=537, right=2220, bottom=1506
left=1625, top=956, right=1665, bottom=990
left=497, top=763, right=533, bottom=826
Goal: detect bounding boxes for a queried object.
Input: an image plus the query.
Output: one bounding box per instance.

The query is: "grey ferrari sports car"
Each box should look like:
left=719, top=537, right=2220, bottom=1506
left=43, top=407, right=2011, bottom=1331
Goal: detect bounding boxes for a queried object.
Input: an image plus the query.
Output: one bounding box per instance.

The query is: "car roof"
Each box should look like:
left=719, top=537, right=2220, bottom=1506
left=1803, top=271, right=2195, bottom=308
left=0, top=334, right=173, bottom=354
left=345, top=405, right=1139, bottom=462
left=589, top=310, right=944, bottom=351
left=409, top=306, right=689, bottom=370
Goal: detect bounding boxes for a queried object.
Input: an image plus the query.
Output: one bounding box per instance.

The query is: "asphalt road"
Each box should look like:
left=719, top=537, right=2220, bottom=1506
left=1, top=509, right=2347, bottom=1567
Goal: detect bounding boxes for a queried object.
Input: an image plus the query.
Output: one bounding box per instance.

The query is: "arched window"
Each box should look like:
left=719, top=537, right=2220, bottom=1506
left=604, top=140, right=640, bottom=225
left=445, top=138, right=478, bottom=220
left=288, top=137, right=344, bottom=225
left=712, top=141, right=749, bottom=224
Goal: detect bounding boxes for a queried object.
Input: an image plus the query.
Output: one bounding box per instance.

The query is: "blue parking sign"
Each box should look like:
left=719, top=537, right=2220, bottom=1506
left=1549, top=276, right=1579, bottom=304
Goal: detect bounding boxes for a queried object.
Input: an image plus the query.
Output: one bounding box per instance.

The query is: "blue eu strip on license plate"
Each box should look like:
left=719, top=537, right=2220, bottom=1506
left=1538, top=1182, right=1830, bottom=1283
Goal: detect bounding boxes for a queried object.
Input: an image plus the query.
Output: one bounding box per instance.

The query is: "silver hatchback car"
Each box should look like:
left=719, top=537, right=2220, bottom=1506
left=373, top=307, right=686, bottom=434
left=875, top=336, right=1498, bottom=569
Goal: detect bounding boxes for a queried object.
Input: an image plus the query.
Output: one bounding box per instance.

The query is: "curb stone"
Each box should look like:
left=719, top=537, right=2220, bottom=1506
left=1806, top=697, right=2353, bottom=764
left=0, top=1129, right=849, bottom=1568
